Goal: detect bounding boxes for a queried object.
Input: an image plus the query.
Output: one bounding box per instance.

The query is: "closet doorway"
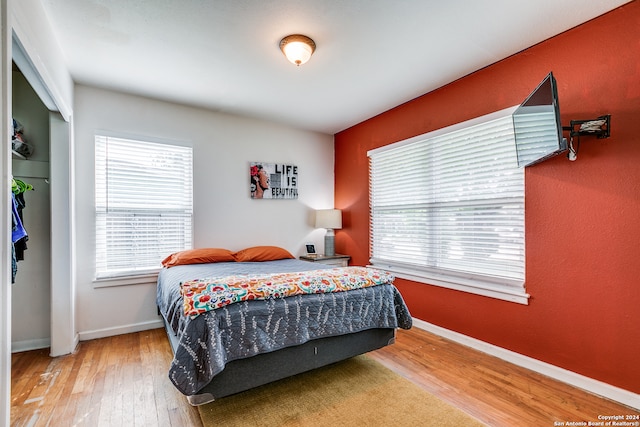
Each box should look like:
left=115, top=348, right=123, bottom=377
left=11, top=63, right=51, bottom=352
left=10, top=35, right=75, bottom=358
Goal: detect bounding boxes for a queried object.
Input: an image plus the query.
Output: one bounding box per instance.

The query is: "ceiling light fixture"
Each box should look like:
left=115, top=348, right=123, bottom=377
left=279, top=34, right=316, bottom=66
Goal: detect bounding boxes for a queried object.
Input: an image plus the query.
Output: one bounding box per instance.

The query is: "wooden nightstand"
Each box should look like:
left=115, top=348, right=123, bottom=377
left=299, top=254, right=350, bottom=267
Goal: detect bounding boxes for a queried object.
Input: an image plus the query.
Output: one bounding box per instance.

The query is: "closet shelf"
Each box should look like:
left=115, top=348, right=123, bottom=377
left=12, top=150, right=26, bottom=160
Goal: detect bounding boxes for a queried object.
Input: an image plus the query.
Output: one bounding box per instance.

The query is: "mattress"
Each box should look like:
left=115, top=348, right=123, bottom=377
left=156, top=258, right=412, bottom=396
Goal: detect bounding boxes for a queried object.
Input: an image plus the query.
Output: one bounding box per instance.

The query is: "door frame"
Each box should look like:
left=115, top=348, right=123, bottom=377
left=1, top=2, right=76, bottom=423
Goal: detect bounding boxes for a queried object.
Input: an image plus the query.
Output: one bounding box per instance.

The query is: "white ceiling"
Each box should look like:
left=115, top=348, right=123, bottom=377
left=39, top=0, right=629, bottom=134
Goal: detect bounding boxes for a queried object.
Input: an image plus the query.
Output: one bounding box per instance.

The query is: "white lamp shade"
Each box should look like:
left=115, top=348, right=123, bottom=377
left=315, top=209, right=342, bottom=229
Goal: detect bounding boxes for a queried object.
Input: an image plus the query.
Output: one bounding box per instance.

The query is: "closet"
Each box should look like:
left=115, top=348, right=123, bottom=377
left=11, top=62, right=52, bottom=352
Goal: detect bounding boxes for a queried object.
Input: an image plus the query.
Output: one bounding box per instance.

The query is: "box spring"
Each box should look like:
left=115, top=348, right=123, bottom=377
left=161, top=314, right=395, bottom=405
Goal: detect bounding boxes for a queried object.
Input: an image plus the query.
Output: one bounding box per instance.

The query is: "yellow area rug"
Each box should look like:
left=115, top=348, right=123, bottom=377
left=198, top=355, right=484, bottom=426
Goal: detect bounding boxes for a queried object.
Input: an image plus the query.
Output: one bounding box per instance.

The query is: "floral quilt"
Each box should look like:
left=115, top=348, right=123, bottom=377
left=181, top=266, right=394, bottom=317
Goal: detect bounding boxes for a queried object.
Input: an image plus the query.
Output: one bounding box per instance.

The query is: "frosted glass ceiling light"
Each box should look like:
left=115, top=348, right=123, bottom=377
left=279, top=34, right=316, bottom=66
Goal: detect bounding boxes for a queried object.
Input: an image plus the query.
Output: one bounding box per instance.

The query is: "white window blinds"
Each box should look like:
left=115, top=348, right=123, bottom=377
left=95, top=135, right=193, bottom=279
left=368, top=110, right=527, bottom=303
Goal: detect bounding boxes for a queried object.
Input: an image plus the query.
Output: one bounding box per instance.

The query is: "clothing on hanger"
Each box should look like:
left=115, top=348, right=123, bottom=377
left=10, top=178, right=32, bottom=282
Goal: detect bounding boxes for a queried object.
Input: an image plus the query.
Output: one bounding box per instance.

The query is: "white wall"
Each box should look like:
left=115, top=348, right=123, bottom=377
left=11, top=0, right=73, bottom=119
left=73, top=85, right=335, bottom=339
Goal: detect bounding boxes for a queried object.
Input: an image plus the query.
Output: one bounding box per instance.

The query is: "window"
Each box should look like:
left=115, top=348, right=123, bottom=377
left=95, top=135, right=193, bottom=280
left=368, top=108, right=528, bottom=304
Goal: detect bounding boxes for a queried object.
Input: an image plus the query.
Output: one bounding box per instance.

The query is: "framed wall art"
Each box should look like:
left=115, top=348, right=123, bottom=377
left=250, top=162, right=298, bottom=199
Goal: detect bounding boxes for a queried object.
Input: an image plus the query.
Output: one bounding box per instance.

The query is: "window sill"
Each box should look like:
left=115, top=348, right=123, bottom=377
left=369, top=263, right=529, bottom=305
left=93, top=272, right=159, bottom=288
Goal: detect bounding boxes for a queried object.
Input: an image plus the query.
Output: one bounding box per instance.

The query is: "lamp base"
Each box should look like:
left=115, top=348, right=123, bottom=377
left=324, top=229, right=336, bottom=256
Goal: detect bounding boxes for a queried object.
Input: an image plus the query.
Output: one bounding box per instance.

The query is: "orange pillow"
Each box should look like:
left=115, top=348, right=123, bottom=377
left=161, top=248, right=236, bottom=267
left=233, top=246, right=295, bottom=262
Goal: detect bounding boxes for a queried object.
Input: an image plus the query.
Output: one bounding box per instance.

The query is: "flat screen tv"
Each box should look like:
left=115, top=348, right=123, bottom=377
left=512, top=72, right=567, bottom=167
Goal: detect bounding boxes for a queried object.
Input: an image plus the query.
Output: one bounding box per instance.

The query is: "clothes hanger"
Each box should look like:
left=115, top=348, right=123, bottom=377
left=11, top=178, right=33, bottom=195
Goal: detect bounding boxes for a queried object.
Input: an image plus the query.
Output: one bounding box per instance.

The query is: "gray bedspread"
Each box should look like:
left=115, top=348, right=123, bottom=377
left=156, top=259, right=412, bottom=396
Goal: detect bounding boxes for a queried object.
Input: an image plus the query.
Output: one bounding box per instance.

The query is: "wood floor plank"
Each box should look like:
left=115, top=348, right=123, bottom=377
left=10, top=326, right=638, bottom=427
left=50, top=346, right=88, bottom=425
left=35, top=354, right=78, bottom=426
left=368, top=329, right=639, bottom=426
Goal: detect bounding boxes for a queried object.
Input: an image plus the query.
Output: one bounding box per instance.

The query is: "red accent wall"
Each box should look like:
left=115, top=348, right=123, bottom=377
left=335, top=2, right=640, bottom=394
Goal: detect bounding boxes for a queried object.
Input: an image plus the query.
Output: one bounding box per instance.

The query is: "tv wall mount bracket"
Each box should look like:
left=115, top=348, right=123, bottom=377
left=562, top=114, right=611, bottom=139
left=562, top=114, right=610, bottom=161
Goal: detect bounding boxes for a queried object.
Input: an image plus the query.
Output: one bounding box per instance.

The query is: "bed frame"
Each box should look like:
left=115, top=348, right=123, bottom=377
left=161, top=315, right=396, bottom=405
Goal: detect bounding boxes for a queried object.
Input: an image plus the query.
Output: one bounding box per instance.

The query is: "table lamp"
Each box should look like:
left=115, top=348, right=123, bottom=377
left=315, top=209, right=342, bottom=256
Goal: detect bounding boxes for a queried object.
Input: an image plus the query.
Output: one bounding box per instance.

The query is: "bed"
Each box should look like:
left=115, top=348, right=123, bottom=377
left=156, top=247, right=412, bottom=405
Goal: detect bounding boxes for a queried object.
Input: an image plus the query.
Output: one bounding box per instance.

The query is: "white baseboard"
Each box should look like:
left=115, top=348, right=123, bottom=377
left=412, top=318, right=639, bottom=411
left=11, top=338, right=51, bottom=353
left=78, top=318, right=164, bottom=342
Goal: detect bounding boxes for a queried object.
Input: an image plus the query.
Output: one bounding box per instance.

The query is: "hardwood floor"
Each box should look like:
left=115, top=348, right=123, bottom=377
left=11, top=327, right=638, bottom=426
left=369, top=329, right=639, bottom=426
left=11, top=329, right=202, bottom=427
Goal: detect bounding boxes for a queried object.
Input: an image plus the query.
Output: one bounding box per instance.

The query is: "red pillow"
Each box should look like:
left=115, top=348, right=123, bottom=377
left=233, top=246, right=295, bottom=262
left=161, top=248, right=236, bottom=267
